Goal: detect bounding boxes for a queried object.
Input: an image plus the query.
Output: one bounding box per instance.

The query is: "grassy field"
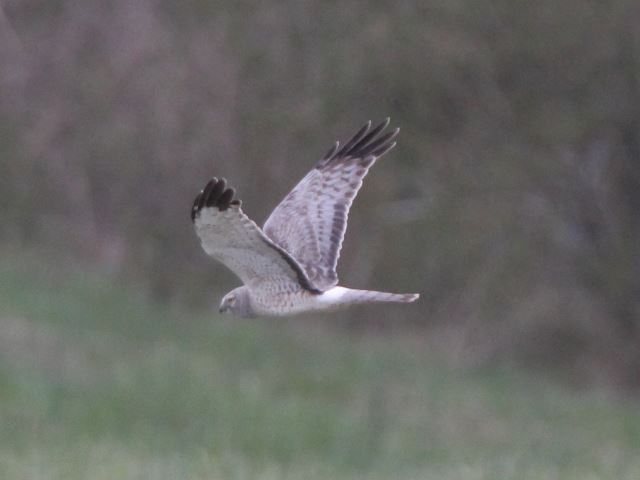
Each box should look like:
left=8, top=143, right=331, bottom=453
left=1, top=257, right=639, bottom=479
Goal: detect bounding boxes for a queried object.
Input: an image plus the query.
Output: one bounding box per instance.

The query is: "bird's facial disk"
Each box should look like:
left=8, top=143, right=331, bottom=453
left=219, top=293, right=236, bottom=313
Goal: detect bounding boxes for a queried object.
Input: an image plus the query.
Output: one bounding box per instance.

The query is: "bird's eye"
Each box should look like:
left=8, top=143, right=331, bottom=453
left=228, top=296, right=236, bottom=305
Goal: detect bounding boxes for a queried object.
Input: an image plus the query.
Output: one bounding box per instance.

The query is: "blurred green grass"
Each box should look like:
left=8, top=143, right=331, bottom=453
left=1, top=256, right=639, bottom=480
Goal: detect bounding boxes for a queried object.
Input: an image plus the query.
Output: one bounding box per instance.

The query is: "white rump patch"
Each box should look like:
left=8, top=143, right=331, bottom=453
left=318, top=286, right=348, bottom=304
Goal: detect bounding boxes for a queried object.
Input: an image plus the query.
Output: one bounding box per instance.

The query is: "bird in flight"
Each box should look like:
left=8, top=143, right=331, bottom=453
left=191, top=118, right=419, bottom=317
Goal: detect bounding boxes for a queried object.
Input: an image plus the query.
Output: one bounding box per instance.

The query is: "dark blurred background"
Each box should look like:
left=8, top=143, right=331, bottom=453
left=1, top=0, right=639, bottom=391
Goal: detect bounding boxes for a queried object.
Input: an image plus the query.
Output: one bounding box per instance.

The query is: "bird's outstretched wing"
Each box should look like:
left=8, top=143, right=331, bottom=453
left=191, top=178, right=320, bottom=293
left=263, top=118, right=399, bottom=291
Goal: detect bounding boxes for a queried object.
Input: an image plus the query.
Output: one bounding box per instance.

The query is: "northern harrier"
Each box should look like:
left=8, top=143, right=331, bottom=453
left=191, top=118, right=419, bottom=317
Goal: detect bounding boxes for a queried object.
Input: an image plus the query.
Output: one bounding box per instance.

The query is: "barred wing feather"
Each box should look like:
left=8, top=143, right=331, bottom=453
left=262, top=119, right=399, bottom=291
left=191, top=178, right=319, bottom=293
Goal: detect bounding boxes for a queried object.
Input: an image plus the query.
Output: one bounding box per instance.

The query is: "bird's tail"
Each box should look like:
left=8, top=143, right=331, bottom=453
left=348, top=289, right=420, bottom=304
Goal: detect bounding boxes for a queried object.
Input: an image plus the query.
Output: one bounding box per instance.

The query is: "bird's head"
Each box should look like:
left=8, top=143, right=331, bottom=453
left=219, top=286, right=254, bottom=318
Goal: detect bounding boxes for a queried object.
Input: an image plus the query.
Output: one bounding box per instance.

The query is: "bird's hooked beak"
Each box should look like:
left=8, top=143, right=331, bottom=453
left=219, top=304, right=228, bottom=314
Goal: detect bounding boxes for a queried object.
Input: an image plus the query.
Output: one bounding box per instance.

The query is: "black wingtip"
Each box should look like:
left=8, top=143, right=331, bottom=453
left=191, top=192, right=202, bottom=221
left=317, top=118, right=397, bottom=169
left=191, top=177, right=239, bottom=222
left=359, top=127, right=400, bottom=157
left=322, top=141, right=340, bottom=161
left=334, top=120, right=372, bottom=158
left=371, top=141, right=396, bottom=158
